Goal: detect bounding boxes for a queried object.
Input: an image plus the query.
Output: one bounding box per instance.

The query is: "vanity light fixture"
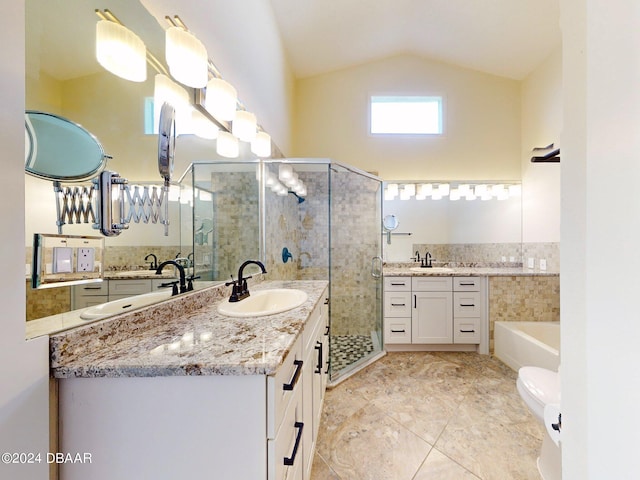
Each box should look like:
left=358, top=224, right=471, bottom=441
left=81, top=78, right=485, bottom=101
left=232, top=110, right=257, bottom=142
left=415, top=183, right=432, bottom=200
left=205, top=78, right=238, bottom=121
left=216, top=131, right=239, bottom=158
left=251, top=131, right=272, bottom=158
left=450, top=188, right=461, bottom=201
left=508, top=184, right=522, bottom=196
left=474, top=184, right=488, bottom=197
left=438, top=183, right=450, bottom=196
left=191, top=109, right=219, bottom=139
left=95, top=19, right=147, bottom=82
left=278, top=164, right=293, bottom=182
left=384, top=183, right=399, bottom=200
left=165, top=25, right=208, bottom=88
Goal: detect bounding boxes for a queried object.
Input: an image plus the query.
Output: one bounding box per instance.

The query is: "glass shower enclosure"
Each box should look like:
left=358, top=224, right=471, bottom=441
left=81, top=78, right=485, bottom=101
left=180, top=159, right=384, bottom=383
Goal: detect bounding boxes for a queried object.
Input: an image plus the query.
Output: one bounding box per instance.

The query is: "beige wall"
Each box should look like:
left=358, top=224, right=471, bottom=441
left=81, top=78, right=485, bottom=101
left=521, top=47, right=562, bottom=242
left=293, top=54, right=521, bottom=181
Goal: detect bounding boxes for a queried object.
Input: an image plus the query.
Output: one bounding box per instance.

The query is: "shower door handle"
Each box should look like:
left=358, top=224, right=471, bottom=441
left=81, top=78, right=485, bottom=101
left=371, top=256, right=383, bottom=278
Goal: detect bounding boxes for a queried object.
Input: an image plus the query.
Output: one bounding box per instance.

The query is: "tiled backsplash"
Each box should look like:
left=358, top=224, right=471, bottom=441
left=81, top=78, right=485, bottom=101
left=412, top=242, right=560, bottom=271
left=488, top=275, right=560, bottom=352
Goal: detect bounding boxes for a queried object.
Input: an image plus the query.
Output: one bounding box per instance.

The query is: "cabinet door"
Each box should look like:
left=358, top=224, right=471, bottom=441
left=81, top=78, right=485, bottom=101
left=412, top=291, right=453, bottom=343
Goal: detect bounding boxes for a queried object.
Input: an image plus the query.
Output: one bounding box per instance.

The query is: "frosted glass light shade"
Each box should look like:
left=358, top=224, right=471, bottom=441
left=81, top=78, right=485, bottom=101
left=205, top=78, right=237, bottom=121
left=165, top=26, right=208, bottom=88
left=233, top=110, right=257, bottom=142
left=191, top=110, right=219, bottom=139
left=96, top=20, right=147, bottom=82
left=154, top=74, right=190, bottom=134
left=251, top=131, right=272, bottom=157
left=216, top=131, right=239, bottom=158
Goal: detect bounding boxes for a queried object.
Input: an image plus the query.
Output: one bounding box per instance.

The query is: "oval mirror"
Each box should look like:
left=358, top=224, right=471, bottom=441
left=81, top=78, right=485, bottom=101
left=383, top=214, right=399, bottom=231
left=25, top=111, right=109, bottom=181
left=157, top=103, right=175, bottom=183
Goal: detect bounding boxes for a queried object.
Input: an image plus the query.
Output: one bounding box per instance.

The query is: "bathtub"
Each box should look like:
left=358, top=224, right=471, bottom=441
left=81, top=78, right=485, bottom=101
left=494, top=321, right=560, bottom=372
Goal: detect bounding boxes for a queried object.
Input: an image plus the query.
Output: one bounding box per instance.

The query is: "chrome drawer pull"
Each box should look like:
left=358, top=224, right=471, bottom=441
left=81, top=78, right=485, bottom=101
left=390, top=303, right=406, bottom=307
left=460, top=303, right=475, bottom=307
left=459, top=282, right=475, bottom=286
left=282, top=360, right=303, bottom=391
left=390, top=282, right=406, bottom=286
left=283, top=422, right=304, bottom=466
left=460, top=329, right=476, bottom=333
left=391, top=329, right=406, bottom=333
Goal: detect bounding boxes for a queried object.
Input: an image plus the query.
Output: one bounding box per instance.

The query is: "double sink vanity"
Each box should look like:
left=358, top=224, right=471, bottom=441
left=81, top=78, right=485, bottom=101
left=49, top=278, right=329, bottom=480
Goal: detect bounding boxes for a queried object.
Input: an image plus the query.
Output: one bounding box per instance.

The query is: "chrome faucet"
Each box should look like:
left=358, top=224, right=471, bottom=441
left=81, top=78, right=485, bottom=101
left=156, top=260, right=187, bottom=295
left=226, top=260, right=267, bottom=302
left=144, top=253, right=158, bottom=270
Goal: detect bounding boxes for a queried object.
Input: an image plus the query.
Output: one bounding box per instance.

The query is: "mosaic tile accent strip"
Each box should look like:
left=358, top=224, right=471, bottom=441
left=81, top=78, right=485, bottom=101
left=26, top=282, right=71, bottom=321
left=330, top=334, right=375, bottom=373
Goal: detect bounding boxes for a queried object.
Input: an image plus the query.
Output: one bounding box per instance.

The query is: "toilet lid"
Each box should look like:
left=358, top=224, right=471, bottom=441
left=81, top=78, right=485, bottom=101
left=519, top=366, right=561, bottom=406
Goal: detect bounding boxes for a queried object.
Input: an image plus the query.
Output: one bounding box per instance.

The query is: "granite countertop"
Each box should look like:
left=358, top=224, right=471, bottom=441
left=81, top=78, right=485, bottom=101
left=383, top=264, right=559, bottom=277
left=50, top=280, right=328, bottom=379
left=26, top=281, right=220, bottom=340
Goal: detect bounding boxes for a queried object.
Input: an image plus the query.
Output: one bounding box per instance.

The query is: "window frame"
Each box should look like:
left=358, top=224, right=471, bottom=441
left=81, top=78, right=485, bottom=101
left=368, top=94, right=445, bottom=136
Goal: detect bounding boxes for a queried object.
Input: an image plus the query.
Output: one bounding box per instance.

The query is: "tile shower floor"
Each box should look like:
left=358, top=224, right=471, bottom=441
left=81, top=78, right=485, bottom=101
left=330, top=335, right=375, bottom=373
left=311, top=352, right=544, bottom=480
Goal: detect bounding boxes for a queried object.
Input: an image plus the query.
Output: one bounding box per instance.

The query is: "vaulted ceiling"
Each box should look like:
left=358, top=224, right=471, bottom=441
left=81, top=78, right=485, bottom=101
left=268, top=0, right=561, bottom=80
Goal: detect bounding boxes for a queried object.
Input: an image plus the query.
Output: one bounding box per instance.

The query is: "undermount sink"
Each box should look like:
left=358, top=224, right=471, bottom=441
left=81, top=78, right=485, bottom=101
left=217, top=288, right=308, bottom=318
left=80, top=290, right=173, bottom=320
left=410, top=267, right=454, bottom=273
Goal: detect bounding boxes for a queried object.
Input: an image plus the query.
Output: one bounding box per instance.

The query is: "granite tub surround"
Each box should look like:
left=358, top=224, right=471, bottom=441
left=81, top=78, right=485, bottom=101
left=50, top=280, right=328, bottom=378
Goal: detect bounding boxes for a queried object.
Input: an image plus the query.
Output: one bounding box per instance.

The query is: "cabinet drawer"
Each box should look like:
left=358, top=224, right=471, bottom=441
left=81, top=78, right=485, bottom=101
left=384, top=277, right=411, bottom=291
left=384, top=292, right=412, bottom=317
left=412, top=276, right=453, bottom=292
left=453, top=318, right=481, bottom=343
left=73, top=282, right=109, bottom=297
left=267, top=336, right=303, bottom=439
left=268, top=383, right=303, bottom=480
left=109, top=279, right=152, bottom=296
left=454, top=277, right=480, bottom=291
left=384, top=317, right=411, bottom=344
left=453, top=292, right=483, bottom=317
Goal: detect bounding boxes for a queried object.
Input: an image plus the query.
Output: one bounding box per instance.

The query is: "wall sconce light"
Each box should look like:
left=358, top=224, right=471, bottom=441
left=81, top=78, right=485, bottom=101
left=251, top=131, right=272, bottom=158
left=95, top=19, right=147, bottom=82
left=232, top=110, right=257, bottom=142
left=165, top=26, right=208, bottom=88
left=216, top=131, right=239, bottom=158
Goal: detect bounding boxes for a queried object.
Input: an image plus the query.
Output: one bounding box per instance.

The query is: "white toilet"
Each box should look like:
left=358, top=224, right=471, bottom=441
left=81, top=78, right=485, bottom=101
left=517, top=366, right=562, bottom=480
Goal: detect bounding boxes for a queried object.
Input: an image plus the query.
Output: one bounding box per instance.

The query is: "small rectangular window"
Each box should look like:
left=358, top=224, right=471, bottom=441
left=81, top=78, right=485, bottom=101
left=370, top=95, right=442, bottom=135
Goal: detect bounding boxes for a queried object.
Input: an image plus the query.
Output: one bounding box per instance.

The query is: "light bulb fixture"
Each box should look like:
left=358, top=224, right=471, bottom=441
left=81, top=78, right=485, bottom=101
left=474, top=184, right=488, bottom=197
left=450, top=188, right=461, bottom=201
left=438, top=183, right=450, bottom=196
left=205, top=78, right=237, bottom=121
left=251, top=131, right=271, bottom=157
left=232, top=110, right=257, bottom=142
left=278, top=164, right=293, bottom=182
left=417, top=184, right=433, bottom=198
left=400, top=186, right=411, bottom=200
left=165, top=26, right=208, bottom=88
left=404, top=184, right=416, bottom=197
left=154, top=74, right=191, bottom=135
left=96, top=20, right=147, bottom=82
left=216, top=131, right=239, bottom=158
left=191, top=109, right=219, bottom=139
left=508, top=184, right=522, bottom=196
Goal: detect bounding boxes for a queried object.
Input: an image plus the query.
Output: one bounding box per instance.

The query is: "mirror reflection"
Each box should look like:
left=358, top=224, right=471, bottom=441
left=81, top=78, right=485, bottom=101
left=383, top=182, right=522, bottom=265
left=24, top=0, right=261, bottom=323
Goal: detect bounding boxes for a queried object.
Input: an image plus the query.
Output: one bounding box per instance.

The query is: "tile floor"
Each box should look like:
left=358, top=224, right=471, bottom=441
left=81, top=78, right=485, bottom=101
left=310, top=352, right=544, bottom=480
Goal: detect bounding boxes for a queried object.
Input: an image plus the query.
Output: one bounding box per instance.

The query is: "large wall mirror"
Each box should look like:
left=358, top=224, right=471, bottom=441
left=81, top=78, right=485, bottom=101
left=25, top=0, right=260, bottom=322
left=383, top=182, right=522, bottom=264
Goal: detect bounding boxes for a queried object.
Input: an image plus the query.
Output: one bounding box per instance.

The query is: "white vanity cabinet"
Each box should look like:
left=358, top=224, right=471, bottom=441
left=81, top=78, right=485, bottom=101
left=383, top=276, right=487, bottom=353
left=412, top=277, right=454, bottom=343
left=71, top=278, right=173, bottom=309
left=383, top=277, right=412, bottom=343
left=57, top=286, right=329, bottom=480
